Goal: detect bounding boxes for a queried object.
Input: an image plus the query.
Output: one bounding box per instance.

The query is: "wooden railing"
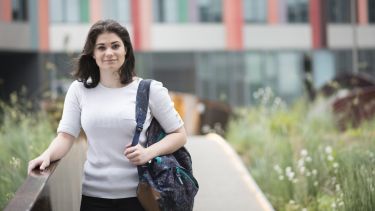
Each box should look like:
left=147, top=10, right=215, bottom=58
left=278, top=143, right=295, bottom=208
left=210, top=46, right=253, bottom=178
left=4, top=140, right=86, bottom=211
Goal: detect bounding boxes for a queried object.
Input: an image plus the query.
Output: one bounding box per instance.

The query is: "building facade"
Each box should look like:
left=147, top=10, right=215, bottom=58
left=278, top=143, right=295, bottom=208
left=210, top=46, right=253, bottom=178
left=1, top=0, right=375, bottom=106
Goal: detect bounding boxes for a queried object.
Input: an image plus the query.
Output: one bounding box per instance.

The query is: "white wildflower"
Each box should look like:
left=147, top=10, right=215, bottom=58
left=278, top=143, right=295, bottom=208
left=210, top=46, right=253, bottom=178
left=300, top=166, right=306, bottom=174
left=313, top=181, right=318, bottom=186
left=279, top=175, right=284, bottom=180
left=312, top=169, right=318, bottom=176
left=328, top=155, right=334, bottom=161
left=333, top=162, right=339, bottom=168
left=338, top=201, right=344, bottom=207
left=335, top=184, right=341, bottom=192
left=300, top=149, right=308, bottom=157
left=302, top=208, right=307, bottom=211
left=331, top=202, right=336, bottom=208
left=9, top=157, right=21, bottom=169
left=332, top=177, right=336, bottom=182
left=289, top=200, right=295, bottom=204
left=253, top=92, right=260, bottom=99
left=286, top=171, right=295, bottom=180
left=286, top=166, right=292, bottom=173
left=298, top=159, right=304, bottom=168
left=305, top=156, right=312, bottom=162
left=306, top=171, right=311, bottom=177
left=274, top=165, right=282, bottom=174
left=325, top=146, right=332, bottom=154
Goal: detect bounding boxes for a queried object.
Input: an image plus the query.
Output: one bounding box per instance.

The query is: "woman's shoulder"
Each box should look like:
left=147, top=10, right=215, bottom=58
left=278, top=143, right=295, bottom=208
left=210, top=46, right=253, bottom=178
left=147, top=79, right=170, bottom=100
left=69, top=80, right=85, bottom=90
left=65, top=80, right=86, bottom=96
left=136, top=78, right=164, bottom=89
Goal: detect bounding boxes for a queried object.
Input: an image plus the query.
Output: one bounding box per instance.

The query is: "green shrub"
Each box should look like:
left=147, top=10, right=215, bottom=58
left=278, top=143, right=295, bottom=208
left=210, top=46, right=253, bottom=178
left=226, top=92, right=375, bottom=211
left=0, top=93, right=55, bottom=210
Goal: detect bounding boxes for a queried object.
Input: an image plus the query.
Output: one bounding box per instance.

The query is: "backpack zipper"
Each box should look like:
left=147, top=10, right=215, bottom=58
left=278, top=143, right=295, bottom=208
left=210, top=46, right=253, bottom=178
left=176, top=167, right=198, bottom=188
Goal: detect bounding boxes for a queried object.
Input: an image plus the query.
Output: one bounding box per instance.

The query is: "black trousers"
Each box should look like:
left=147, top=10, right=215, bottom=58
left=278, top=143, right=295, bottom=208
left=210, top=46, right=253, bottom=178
left=80, top=195, right=145, bottom=211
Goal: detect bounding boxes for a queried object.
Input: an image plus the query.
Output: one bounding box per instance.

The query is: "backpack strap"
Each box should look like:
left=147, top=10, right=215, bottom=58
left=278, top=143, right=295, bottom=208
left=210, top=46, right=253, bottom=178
left=131, top=79, right=152, bottom=147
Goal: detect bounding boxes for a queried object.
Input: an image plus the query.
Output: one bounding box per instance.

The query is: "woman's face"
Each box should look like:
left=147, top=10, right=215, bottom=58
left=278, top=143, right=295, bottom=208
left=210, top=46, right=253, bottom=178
left=93, top=32, right=126, bottom=73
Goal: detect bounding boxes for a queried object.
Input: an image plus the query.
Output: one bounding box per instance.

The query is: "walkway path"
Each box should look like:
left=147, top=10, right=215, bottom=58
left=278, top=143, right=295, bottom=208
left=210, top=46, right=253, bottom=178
left=185, top=134, right=274, bottom=211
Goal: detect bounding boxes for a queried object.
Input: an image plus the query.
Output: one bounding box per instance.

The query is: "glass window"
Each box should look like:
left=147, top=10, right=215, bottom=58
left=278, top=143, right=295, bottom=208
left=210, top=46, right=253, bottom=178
left=50, top=0, right=80, bottom=23
left=101, top=0, right=131, bottom=23
left=150, top=52, right=196, bottom=93
left=277, top=52, right=302, bottom=98
left=117, top=0, right=131, bottom=23
left=12, top=0, right=28, bottom=21
left=197, top=0, right=222, bottom=22
left=369, top=0, right=375, bottom=23
left=164, top=0, right=178, bottom=22
left=153, top=0, right=221, bottom=23
left=264, top=53, right=278, bottom=90
left=102, top=0, right=118, bottom=20
left=153, top=0, right=186, bottom=23
left=153, top=0, right=163, bottom=22
left=313, top=50, right=335, bottom=89
left=243, top=0, right=267, bottom=23
left=66, top=0, right=80, bottom=22
left=196, top=53, right=212, bottom=100
left=50, top=0, right=64, bottom=22
left=358, top=50, right=375, bottom=76
left=245, top=53, right=263, bottom=84
left=287, top=0, right=309, bottom=23
left=333, top=50, right=352, bottom=74
left=327, top=0, right=351, bottom=23
left=244, top=52, right=264, bottom=104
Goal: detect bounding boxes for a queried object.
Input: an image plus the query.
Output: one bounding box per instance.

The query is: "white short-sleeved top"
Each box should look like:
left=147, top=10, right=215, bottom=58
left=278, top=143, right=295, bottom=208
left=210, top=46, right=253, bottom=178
left=57, top=78, right=184, bottom=199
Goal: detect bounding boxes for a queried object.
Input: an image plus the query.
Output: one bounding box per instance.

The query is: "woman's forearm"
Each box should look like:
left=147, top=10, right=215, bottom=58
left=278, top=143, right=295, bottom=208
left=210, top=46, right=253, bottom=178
left=28, top=132, right=76, bottom=174
left=43, top=132, right=75, bottom=162
left=147, top=127, right=187, bottom=159
left=124, top=126, right=187, bottom=165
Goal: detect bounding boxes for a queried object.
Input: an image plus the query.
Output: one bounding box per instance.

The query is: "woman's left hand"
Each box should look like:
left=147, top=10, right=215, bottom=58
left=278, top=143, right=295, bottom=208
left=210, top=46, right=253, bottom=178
left=124, top=144, right=152, bottom=165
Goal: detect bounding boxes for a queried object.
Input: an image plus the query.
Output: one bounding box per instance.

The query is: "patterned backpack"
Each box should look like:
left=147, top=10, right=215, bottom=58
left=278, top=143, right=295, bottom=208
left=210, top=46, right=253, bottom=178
left=131, top=79, right=199, bottom=211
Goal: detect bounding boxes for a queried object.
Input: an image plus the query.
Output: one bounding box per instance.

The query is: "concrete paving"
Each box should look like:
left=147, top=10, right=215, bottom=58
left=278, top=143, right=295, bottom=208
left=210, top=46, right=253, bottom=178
left=185, top=134, right=274, bottom=211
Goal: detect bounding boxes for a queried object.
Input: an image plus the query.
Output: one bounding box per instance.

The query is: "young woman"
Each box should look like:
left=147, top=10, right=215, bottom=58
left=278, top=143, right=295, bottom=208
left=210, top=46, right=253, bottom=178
left=28, top=19, right=187, bottom=211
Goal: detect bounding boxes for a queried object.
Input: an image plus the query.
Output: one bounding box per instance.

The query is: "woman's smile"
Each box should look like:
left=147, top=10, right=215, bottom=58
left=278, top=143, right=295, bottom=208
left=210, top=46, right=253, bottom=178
left=93, top=32, right=126, bottom=72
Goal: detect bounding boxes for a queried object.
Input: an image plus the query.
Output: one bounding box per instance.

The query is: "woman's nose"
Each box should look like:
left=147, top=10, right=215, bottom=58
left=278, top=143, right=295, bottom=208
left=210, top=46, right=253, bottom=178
left=105, top=48, right=114, bottom=56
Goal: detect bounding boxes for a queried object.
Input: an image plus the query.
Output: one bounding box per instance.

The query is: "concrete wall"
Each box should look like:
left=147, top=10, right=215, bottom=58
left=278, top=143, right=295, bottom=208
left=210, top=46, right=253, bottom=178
left=0, top=22, right=30, bottom=50
left=243, top=24, right=311, bottom=50
left=49, top=24, right=92, bottom=52
left=47, top=24, right=375, bottom=52
left=328, top=25, right=375, bottom=49
left=151, top=24, right=226, bottom=51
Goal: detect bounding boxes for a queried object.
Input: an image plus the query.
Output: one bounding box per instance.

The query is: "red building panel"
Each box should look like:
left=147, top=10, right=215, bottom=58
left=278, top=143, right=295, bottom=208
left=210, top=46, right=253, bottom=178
left=223, top=0, right=243, bottom=50
left=309, top=0, right=327, bottom=49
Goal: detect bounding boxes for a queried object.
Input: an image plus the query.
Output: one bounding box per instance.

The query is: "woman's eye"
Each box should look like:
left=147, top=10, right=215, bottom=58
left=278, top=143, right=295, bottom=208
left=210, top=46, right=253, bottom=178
left=97, top=46, right=106, bottom=51
left=112, top=44, right=120, bottom=50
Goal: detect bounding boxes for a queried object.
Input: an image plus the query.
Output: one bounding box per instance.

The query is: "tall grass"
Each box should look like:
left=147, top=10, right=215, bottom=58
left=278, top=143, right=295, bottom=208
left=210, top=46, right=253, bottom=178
left=0, top=93, right=55, bottom=209
left=226, top=88, right=375, bottom=211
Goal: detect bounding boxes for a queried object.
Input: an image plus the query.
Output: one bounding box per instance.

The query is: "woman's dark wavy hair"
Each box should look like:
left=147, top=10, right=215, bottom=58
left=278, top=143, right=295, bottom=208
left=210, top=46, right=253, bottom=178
left=72, top=19, right=135, bottom=88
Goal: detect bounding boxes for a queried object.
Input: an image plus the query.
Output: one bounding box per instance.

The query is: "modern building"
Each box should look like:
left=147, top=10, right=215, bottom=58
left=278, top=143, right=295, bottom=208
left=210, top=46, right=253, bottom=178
left=1, top=0, right=374, bottom=106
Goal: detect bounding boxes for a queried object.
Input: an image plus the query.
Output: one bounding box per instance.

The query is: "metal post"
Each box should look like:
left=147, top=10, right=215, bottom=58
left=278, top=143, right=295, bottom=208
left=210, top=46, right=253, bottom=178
left=351, top=0, right=359, bottom=74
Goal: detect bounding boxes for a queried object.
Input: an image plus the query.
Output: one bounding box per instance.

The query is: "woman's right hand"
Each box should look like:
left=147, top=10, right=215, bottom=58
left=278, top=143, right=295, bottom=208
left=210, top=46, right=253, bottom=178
left=28, top=153, right=51, bottom=175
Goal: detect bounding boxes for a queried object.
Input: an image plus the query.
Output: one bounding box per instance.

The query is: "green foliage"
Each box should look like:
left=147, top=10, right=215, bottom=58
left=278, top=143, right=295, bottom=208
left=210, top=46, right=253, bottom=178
left=0, top=93, right=55, bottom=210
left=226, top=91, right=375, bottom=211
